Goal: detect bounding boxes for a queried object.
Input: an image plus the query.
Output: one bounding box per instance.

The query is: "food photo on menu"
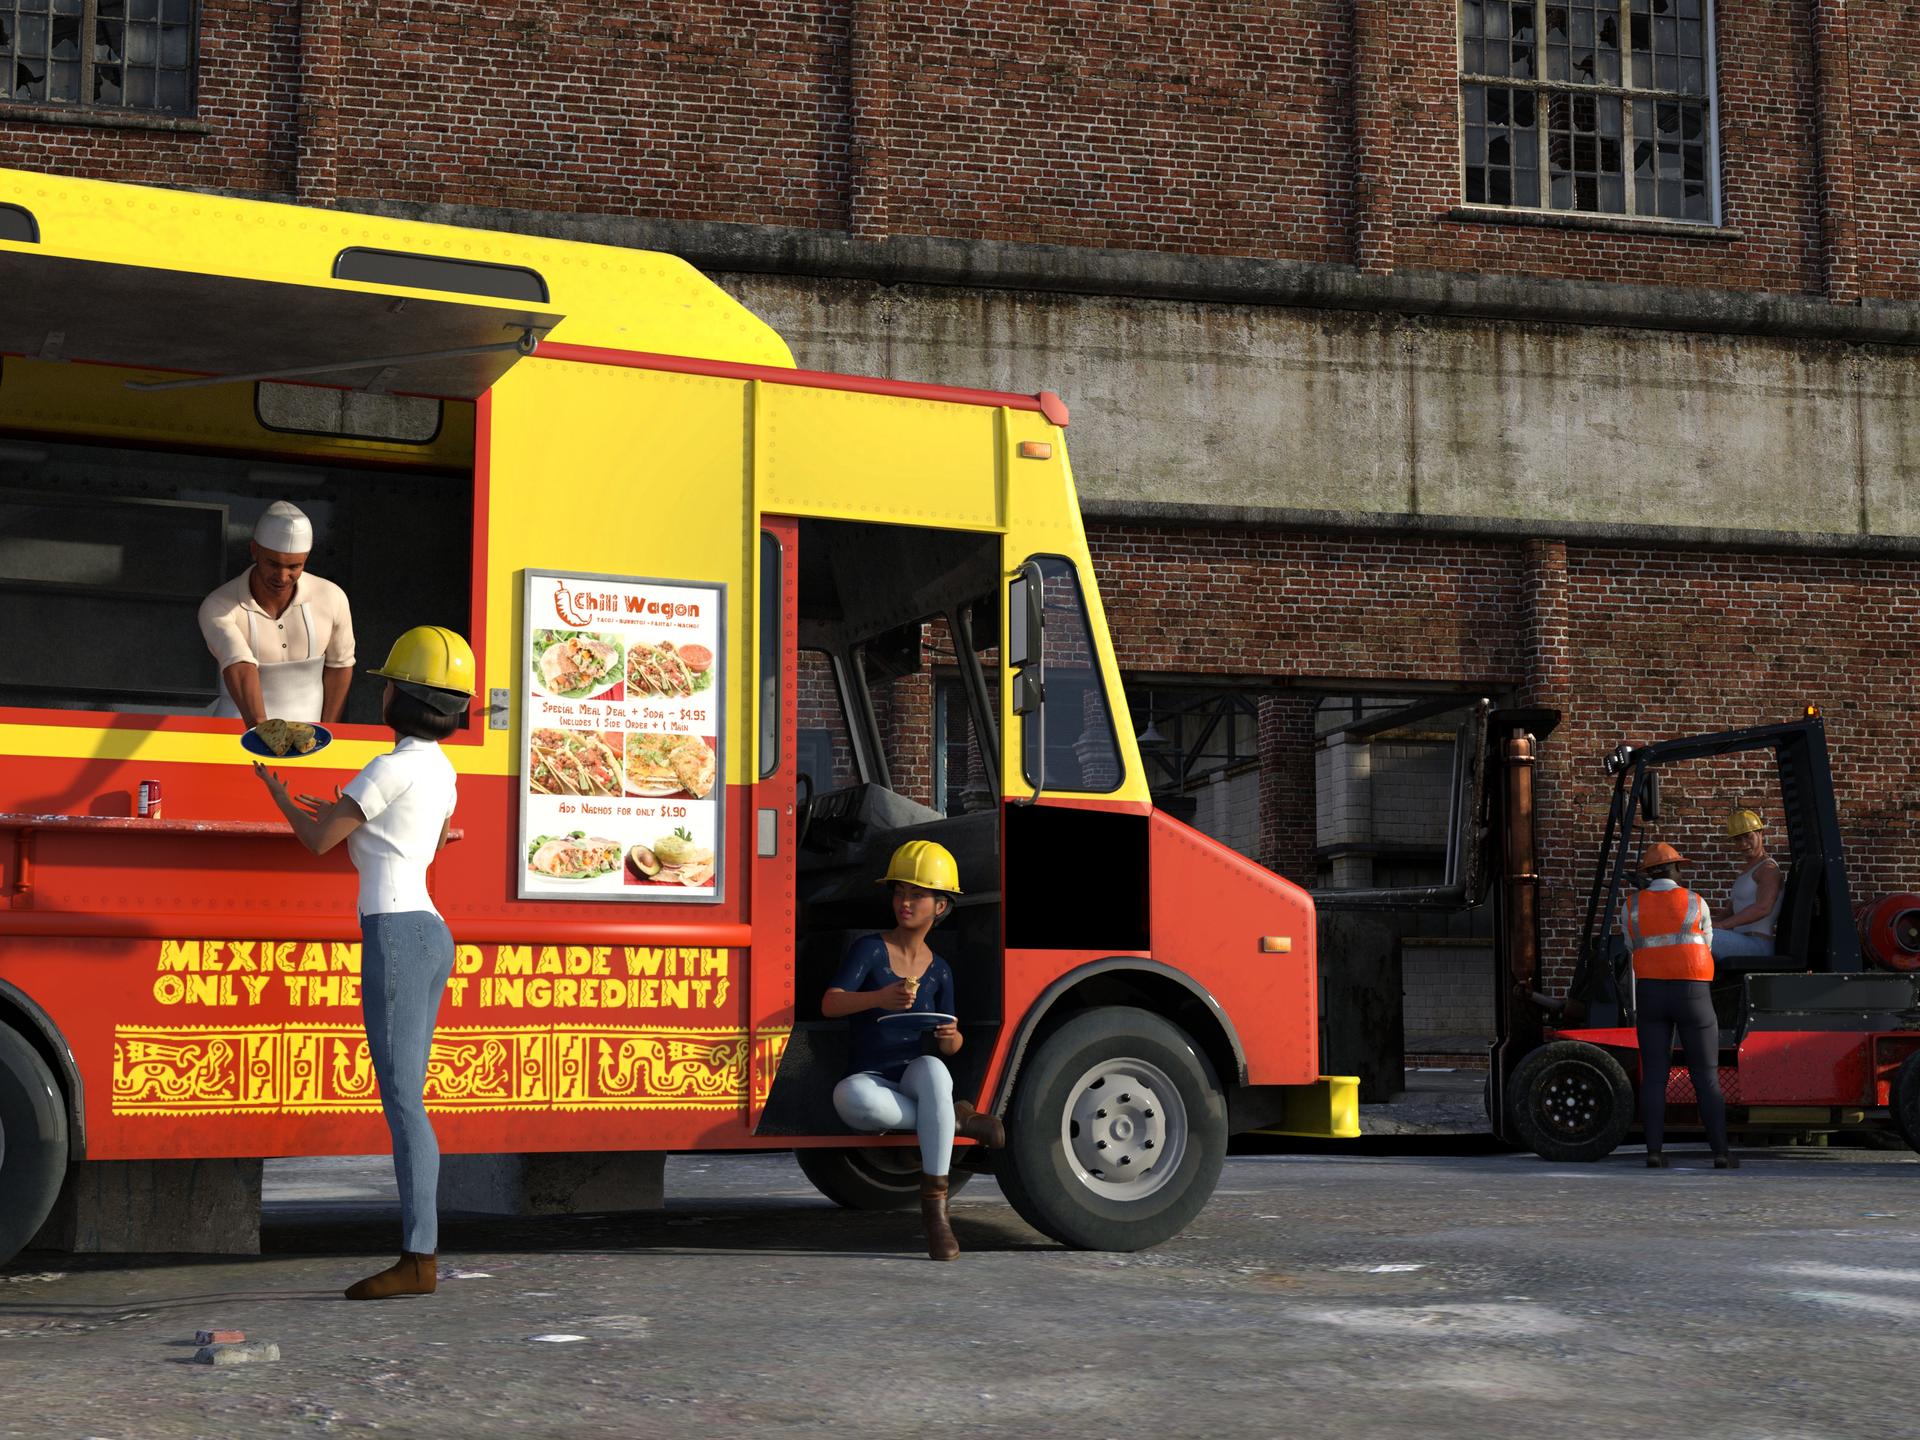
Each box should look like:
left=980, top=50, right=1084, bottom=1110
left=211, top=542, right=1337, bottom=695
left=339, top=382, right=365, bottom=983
left=525, top=831, right=626, bottom=882
left=532, top=629, right=625, bottom=701
left=623, top=732, right=716, bottom=800
left=625, top=638, right=713, bottom=698
left=528, top=727, right=624, bottom=798
left=624, top=825, right=716, bottom=889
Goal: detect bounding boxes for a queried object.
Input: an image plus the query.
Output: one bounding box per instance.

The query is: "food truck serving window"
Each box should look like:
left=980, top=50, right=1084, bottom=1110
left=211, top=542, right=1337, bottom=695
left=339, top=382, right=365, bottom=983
left=0, top=434, right=473, bottom=724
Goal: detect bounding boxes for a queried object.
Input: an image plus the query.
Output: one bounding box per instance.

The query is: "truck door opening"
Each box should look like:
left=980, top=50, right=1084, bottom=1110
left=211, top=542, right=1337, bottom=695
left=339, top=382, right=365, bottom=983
left=757, top=517, right=1003, bottom=1135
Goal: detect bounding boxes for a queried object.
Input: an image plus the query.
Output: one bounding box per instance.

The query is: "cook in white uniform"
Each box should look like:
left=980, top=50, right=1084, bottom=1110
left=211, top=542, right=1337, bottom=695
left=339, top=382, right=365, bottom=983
left=197, top=501, right=355, bottom=726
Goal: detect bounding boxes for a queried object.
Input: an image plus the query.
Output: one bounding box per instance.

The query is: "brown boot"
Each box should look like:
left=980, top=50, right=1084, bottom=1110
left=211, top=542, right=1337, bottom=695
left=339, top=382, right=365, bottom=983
left=919, top=1174, right=960, bottom=1262
left=953, top=1099, right=1006, bottom=1149
left=344, top=1252, right=437, bottom=1300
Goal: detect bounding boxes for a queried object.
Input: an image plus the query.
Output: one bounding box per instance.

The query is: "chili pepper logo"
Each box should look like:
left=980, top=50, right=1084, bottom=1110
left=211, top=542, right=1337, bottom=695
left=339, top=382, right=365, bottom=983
left=554, top=582, right=591, bottom=627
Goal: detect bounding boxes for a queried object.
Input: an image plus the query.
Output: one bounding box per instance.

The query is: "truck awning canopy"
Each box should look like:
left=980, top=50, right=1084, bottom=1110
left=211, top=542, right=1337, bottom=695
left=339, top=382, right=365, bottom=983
left=0, top=251, right=562, bottom=399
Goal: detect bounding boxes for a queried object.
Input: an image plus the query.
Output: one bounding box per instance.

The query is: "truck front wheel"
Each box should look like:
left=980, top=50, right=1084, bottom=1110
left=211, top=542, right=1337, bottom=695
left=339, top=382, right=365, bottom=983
left=0, top=1024, right=69, bottom=1266
left=996, top=1006, right=1227, bottom=1252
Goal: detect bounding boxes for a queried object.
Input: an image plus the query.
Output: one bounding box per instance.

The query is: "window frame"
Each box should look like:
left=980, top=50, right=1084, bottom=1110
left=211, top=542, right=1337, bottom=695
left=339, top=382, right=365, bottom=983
left=1455, top=0, right=1722, bottom=228
left=1017, top=553, right=1124, bottom=796
left=0, top=423, right=487, bottom=747
left=1, top=0, right=201, bottom=118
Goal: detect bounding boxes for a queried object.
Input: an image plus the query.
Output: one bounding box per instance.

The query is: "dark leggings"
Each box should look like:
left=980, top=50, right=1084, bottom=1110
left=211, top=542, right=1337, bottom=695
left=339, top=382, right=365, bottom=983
left=1636, top=977, right=1729, bottom=1154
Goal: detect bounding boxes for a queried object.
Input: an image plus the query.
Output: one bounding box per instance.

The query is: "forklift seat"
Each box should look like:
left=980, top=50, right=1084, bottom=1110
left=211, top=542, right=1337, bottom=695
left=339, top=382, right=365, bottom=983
left=1709, top=858, right=1816, bottom=976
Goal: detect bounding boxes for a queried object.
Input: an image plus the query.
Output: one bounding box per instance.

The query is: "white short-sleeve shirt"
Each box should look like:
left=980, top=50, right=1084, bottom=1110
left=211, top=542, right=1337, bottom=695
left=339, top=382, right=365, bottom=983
left=342, top=736, right=457, bottom=918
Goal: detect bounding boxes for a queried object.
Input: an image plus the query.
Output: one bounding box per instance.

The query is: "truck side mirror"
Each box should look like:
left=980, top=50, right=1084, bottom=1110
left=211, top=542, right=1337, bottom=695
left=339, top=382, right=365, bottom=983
left=1008, top=571, right=1043, bottom=670
left=1009, top=560, right=1047, bottom=804
left=1013, top=668, right=1044, bottom=716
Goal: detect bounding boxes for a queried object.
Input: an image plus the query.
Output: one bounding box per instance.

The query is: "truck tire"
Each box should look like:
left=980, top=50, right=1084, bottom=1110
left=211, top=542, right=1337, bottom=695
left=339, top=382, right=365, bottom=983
left=996, top=1006, right=1226, bottom=1252
left=1508, top=1040, right=1634, bottom=1163
left=1891, top=1051, right=1920, bottom=1152
left=795, top=1145, right=972, bottom=1211
left=0, top=1025, right=69, bottom=1266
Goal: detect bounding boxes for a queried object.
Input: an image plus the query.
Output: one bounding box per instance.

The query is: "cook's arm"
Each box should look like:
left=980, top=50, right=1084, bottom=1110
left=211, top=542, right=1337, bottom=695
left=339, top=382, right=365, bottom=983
left=321, top=665, right=353, bottom=725
left=222, top=662, right=266, bottom=729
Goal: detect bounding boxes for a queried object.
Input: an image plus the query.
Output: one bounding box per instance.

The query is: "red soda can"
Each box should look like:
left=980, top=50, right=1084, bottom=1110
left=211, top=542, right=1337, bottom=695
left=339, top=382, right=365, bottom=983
left=139, top=780, right=163, bottom=819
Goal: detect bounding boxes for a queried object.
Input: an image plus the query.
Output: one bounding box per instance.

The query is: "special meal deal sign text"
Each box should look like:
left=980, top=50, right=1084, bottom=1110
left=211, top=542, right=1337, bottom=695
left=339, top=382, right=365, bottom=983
left=517, top=569, right=726, bottom=903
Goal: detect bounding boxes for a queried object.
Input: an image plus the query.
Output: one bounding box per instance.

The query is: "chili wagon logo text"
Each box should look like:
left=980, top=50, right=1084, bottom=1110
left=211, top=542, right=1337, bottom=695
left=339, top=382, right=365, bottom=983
left=147, top=940, right=733, bottom=1012
left=553, top=580, right=701, bottom=627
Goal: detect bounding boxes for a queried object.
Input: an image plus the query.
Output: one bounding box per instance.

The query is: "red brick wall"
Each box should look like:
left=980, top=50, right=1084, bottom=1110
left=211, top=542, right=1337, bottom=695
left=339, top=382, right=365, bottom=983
left=1086, top=521, right=1920, bottom=987
left=871, top=1, right=1352, bottom=262
left=6, top=3, right=1907, bottom=301
left=0, top=0, right=298, bottom=193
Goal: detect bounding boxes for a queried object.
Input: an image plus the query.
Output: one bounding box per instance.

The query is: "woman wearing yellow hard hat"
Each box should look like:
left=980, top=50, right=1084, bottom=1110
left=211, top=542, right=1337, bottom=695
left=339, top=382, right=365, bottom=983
left=252, top=624, right=474, bottom=1299
left=820, top=839, right=1007, bottom=1261
left=1712, top=806, right=1784, bottom=962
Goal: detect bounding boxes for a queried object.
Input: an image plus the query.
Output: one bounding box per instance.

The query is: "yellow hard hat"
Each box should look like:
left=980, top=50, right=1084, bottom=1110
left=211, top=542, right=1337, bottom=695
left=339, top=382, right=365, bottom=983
left=879, top=840, right=962, bottom=895
left=369, top=625, right=476, bottom=714
left=1725, top=807, right=1765, bottom=838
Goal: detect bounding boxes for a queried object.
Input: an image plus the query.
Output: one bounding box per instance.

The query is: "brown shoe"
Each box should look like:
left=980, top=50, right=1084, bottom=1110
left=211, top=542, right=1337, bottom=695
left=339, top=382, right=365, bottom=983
left=919, top=1173, right=960, bottom=1262
left=345, top=1252, right=437, bottom=1300
left=953, top=1099, right=1007, bottom=1149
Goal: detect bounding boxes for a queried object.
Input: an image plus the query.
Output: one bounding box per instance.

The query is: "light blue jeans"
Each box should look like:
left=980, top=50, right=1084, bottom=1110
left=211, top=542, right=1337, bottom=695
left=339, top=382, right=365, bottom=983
left=1712, top=929, right=1776, bottom=959
left=832, top=1056, right=956, bottom=1177
left=361, top=910, right=457, bottom=1254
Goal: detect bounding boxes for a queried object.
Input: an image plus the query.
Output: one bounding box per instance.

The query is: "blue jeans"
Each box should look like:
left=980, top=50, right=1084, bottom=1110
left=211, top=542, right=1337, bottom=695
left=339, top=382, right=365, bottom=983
left=1711, top=929, right=1775, bottom=959
left=361, top=910, right=456, bottom=1254
left=832, top=1056, right=956, bottom=1176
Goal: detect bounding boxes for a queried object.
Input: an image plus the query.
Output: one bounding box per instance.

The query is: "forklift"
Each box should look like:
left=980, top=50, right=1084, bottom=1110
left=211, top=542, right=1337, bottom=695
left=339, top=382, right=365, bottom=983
left=1488, top=709, right=1920, bottom=1160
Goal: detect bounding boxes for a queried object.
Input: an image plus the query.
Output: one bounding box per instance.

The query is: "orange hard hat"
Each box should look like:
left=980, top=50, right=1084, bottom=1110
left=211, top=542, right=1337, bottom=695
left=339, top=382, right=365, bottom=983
left=1636, top=842, right=1689, bottom=870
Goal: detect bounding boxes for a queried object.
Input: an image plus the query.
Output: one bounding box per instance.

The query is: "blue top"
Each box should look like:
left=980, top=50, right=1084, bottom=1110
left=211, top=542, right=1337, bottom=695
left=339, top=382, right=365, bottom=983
left=830, top=932, right=956, bottom=1080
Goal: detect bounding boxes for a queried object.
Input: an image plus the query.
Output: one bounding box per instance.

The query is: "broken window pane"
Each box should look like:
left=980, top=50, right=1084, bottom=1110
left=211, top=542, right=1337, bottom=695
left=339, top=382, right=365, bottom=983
left=1466, top=1, right=1710, bottom=222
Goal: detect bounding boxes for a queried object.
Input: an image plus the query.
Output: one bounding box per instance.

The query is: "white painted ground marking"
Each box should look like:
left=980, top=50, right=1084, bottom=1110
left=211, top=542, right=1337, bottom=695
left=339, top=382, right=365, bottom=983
left=1, top=1272, right=67, bottom=1284
left=1788, top=1290, right=1920, bottom=1318
left=441, top=1268, right=493, bottom=1279
left=1363, top=1263, right=1428, bottom=1274
left=527, top=1333, right=589, bottom=1343
left=1777, top=1262, right=1920, bottom=1285
left=1301, top=1302, right=1578, bottom=1338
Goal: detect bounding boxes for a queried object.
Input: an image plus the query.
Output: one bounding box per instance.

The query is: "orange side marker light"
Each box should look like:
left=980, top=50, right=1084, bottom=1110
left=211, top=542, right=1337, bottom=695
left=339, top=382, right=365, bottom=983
left=1260, top=936, right=1292, bottom=954
left=1018, top=440, right=1053, bottom=460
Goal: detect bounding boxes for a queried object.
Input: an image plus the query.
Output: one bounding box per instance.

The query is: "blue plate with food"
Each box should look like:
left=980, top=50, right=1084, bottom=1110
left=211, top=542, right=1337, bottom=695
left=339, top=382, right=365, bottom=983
left=242, top=720, right=332, bottom=758
left=875, top=1011, right=957, bottom=1028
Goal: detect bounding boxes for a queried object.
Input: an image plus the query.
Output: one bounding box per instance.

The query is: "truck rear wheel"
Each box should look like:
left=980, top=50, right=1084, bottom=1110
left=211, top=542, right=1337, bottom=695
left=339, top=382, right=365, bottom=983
left=0, top=1024, right=69, bottom=1266
left=795, top=1145, right=972, bottom=1211
left=1891, top=1051, right=1920, bottom=1152
left=996, top=1006, right=1226, bottom=1252
left=1508, top=1040, right=1634, bottom=1163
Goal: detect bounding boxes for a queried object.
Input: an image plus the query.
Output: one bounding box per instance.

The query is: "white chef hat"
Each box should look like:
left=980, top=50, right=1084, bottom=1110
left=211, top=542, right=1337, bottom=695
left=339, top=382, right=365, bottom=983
left=253, top=501, right=313, bottom=555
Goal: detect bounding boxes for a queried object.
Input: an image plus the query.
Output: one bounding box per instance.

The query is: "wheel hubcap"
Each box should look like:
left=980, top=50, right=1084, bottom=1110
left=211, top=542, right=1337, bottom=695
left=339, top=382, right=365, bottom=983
left=1062, top=1056, right=1187, bottom=1200
left=1536, top=1061, right=1608, bottom=1139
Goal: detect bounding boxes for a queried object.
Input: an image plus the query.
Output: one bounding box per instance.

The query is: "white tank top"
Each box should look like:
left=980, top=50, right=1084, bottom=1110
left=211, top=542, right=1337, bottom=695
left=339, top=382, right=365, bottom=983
left=1728, top=858, right=1782, bottom=937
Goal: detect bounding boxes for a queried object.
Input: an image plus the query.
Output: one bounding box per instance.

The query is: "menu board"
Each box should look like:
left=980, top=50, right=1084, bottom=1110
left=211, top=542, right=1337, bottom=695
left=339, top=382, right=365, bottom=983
left=517, top=569, right=726, bottom=904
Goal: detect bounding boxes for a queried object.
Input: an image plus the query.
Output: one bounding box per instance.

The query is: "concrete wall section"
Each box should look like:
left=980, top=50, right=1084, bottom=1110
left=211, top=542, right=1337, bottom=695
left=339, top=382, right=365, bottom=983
left=721, top=274, right=1920, bottom=546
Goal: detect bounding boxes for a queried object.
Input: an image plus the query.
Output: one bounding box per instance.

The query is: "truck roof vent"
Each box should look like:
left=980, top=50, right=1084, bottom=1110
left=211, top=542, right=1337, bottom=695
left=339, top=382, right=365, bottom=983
left=0, top=204, right=40, bottom=243
left=332, top=247, right=548, bottom=304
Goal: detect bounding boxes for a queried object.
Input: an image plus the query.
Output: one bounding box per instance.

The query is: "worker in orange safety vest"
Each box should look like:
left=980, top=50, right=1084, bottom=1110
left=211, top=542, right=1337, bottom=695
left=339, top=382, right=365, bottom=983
left=1622, top=842, right=1736, bottom=1169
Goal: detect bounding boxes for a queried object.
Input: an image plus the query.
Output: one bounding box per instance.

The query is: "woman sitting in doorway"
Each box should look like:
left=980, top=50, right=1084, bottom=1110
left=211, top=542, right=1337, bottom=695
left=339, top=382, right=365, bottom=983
left=821, top=840, right=1007, bottom=1261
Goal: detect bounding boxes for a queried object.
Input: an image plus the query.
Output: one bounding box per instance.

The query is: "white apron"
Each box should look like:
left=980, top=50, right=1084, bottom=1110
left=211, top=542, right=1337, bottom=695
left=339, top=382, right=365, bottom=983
left=212, top=603, right=326, bottom=722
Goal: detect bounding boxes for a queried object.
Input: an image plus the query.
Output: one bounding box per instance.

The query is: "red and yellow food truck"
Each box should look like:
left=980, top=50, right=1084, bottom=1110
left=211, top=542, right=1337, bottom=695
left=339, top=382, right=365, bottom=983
left=0, top=166, right=1353, bottom=1265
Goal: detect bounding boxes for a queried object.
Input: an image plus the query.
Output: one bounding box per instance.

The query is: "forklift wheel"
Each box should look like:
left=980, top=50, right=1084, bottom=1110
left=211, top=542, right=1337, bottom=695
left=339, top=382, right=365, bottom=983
left=1508, top=1041, right=1634, bottom=1163
left=1891, top=1052, right=1920, bottom=1153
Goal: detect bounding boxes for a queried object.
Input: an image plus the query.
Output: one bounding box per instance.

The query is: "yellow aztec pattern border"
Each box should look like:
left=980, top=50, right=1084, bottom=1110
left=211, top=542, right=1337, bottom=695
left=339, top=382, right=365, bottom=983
left=112, top=1023, right=792, bottom=1117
